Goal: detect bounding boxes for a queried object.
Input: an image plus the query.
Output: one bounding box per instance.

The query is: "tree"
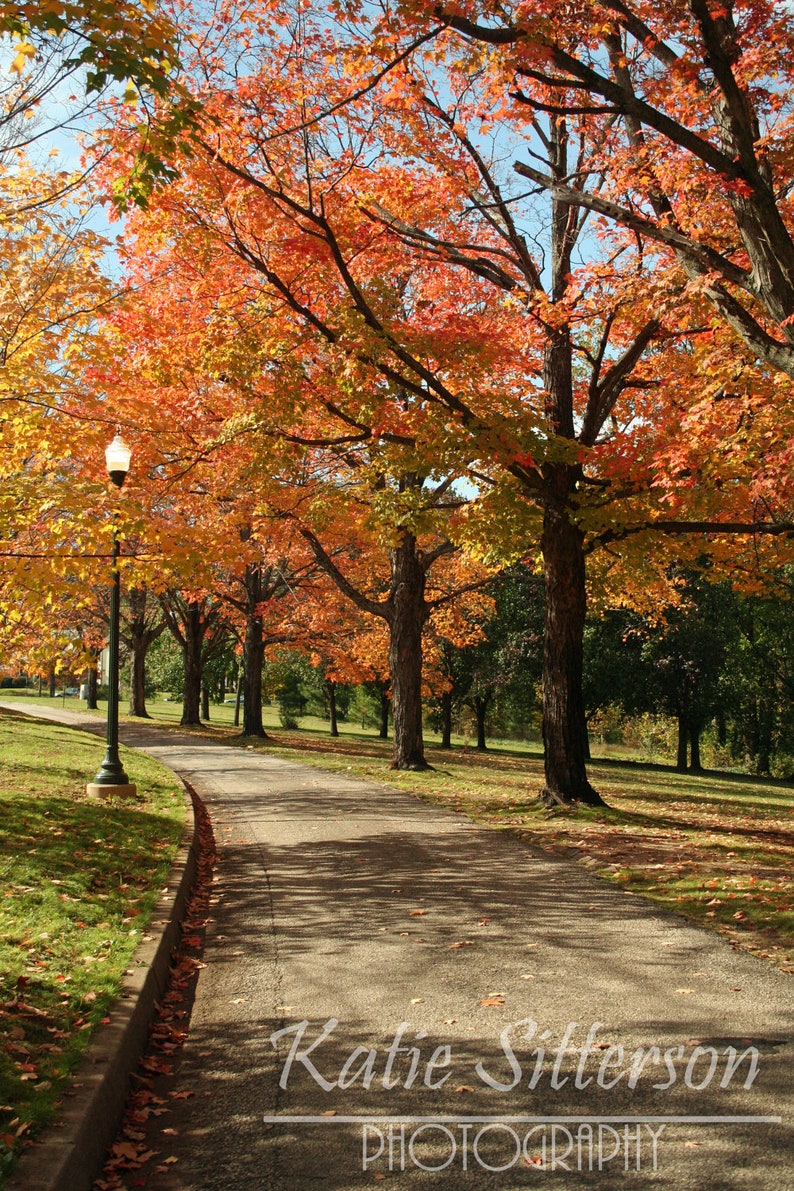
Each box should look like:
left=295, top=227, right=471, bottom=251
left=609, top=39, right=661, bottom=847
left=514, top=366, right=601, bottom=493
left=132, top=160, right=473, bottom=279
left=122, top=584, right=166, bottom=717
left=95, top=0, right=794, bottom=803
left=293, top=485, right=492, bottom=770
left=159, top=590, right=230, bottom=726
left=95, top=8, right=673, bottom=794
left=0, top=0, right=197, bottom=208
left=435, top=0, right=794, bottom=380
left=219, top=539, right=315, bottom=738
left=716, top=579, right=794, bottom=774
left=0, top=158, right=115, bottom=616
left=433, top=564, right=542, bottom=749
left=642, top=577, right=733, bottom=770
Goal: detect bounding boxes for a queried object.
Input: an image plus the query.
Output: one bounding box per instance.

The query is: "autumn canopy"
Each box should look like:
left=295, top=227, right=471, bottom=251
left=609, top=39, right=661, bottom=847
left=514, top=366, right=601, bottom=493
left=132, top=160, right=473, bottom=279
left=2, top=0, right=794, bottom=803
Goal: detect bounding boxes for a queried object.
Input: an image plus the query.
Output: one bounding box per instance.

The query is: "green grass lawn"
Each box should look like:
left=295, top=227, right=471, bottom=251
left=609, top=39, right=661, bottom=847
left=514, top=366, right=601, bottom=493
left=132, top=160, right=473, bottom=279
left=0, top=709, right=186, bottom=1184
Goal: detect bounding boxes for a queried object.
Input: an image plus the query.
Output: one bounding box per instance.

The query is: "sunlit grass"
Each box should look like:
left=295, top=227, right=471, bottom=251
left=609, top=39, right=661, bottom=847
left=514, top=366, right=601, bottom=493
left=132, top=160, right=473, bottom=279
left=0, top=709, right=185, bottom=1184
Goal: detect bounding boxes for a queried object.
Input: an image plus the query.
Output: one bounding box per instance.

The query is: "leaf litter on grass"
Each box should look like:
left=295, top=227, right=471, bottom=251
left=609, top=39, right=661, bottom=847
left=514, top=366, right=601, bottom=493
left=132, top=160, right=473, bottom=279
left=0, top=710, right=185, bottom=1184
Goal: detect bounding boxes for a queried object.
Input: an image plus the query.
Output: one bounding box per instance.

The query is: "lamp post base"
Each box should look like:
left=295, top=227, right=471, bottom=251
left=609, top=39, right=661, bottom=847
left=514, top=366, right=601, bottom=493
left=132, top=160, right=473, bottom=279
left=86, top=782, right=138, bottom=799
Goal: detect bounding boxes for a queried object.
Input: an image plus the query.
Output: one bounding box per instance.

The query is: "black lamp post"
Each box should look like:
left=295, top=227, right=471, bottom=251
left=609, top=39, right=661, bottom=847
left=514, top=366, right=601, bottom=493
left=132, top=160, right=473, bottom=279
left=89, top=434, right=136, bottom=795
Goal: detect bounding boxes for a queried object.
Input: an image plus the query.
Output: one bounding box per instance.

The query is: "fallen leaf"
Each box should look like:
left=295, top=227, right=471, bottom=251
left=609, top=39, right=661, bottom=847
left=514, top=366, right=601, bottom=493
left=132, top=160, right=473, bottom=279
left=111, top=1142, right=141, bottom=1161
left=479, top=997, right=505, bottom=1007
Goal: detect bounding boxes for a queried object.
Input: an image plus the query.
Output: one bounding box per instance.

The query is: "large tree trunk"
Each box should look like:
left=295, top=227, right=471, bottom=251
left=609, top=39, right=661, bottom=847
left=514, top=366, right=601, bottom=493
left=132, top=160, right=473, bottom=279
left=181, top=603, right=204, bottom=726
left=379, top=685, right=389, bottom=740
left=129, top=642, right=149, bottom=717
left=86, top=664, right=99, bottom=710
left=473, top=694, right=490, bottom=751
left=125, top=587, right=164, bottom=717
left=388, top=534, right=429, bottom=770
left=440, top=689, right=453, bottom=749
left=241, top=571, right=268, bottom=737
left=201, top=684, right=210, bottom=721
left=540, top=480, right=604, bottom=807
left=689, top=724, right=702, bottom=772
left=676, top=714, right=688, bottom=771
left=326, top=680, right=339, bottom=737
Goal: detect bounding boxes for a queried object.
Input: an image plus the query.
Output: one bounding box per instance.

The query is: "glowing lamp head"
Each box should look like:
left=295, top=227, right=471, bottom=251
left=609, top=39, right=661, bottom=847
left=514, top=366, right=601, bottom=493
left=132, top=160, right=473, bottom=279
left=105, top=434, right=132, bottom=488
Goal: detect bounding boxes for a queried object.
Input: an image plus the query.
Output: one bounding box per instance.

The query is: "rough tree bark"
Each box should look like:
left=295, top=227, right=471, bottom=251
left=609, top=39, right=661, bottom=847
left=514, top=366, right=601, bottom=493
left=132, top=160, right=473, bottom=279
left=676, top=714, right=688, bottom=771
left=472, top=693, right=490, bottom=751
left=440, top=688, right=453, bottom=749
left=85, top=663, right=99, bottom=710
left=326, top=680, right=339, bottom=737
left=378, top=684, right=390, bottom=740
left=387, top=533, right=430, bottom=770
left=125, top=586, right=165, bottom=718
left=181, top=604, right=205, bottom=726
left=540, top=468, right=605, bottom=807
left=241, top=564, right=269, bottom=739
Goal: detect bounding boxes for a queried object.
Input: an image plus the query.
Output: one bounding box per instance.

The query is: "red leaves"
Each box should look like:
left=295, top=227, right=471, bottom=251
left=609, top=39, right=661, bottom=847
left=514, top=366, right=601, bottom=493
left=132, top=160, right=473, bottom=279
left=97, top=783, right=217, bottom=1187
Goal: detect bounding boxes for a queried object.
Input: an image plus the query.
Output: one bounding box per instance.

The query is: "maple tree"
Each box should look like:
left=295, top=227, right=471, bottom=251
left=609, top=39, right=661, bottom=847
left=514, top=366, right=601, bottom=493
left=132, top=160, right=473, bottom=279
left=78, top=0, right=794, bottom=803
left=0, top=150, right=126, bottom=680
left=123, top=584, right=166, bottom=716
left=158, top=589, right=230, bottom=726
left=218, top=540, right=318, bottom=738
left=429, top=0, right=794, bottom=379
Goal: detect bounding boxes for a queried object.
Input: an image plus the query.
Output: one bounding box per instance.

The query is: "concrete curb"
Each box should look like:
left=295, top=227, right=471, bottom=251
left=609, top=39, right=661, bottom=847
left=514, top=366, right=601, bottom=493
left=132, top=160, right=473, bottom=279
left=7, top=784, right=199, bottom=1191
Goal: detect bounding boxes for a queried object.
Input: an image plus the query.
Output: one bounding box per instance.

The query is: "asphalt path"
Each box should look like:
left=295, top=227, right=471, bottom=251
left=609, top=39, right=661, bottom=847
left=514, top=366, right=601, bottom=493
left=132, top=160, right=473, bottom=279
left=4, top=703, right=793, bottom=1189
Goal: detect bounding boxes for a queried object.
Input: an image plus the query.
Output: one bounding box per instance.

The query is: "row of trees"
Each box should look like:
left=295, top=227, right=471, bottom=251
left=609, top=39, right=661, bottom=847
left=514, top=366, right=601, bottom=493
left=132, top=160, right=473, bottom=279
left=3, top=0, right=794, bottom=805
left=10, top=557, right=793, bottom=778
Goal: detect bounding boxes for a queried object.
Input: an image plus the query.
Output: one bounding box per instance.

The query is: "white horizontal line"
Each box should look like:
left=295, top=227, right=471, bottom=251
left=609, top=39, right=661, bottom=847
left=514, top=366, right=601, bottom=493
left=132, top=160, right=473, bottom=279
left=262, top=1115, right=782, bottom=1126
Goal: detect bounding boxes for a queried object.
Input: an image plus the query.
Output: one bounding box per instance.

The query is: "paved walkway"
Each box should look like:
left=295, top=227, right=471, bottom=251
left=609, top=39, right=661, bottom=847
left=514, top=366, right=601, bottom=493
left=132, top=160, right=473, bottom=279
left=3, top=703, right=793, bottom=1188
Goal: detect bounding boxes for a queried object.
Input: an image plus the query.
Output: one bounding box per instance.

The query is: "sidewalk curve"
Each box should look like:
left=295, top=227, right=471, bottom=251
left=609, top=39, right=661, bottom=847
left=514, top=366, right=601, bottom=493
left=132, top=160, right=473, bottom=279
left=3, top=704, right=793, bottom=1189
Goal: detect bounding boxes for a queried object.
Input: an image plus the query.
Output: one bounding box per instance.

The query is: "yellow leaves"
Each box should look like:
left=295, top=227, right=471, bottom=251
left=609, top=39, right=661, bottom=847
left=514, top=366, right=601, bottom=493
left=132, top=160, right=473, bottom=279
left=10, top=42, right=36, bottom=76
